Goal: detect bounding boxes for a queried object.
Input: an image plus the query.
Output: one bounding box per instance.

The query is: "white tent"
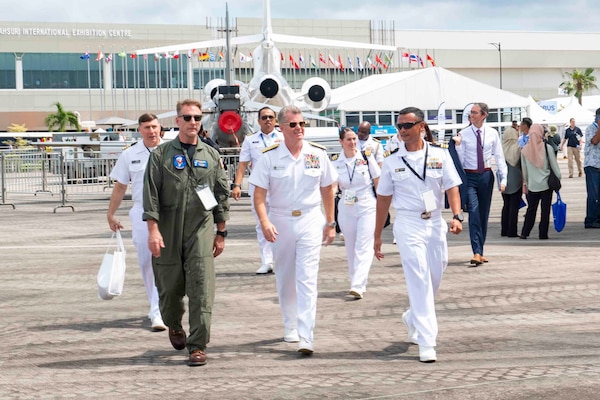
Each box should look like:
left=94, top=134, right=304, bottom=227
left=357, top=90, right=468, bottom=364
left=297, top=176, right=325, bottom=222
left=330, top=66, right=529, bottom=112
left=552, top=98, right=595, bottom=126
left=525, top=95, right=554, bottom=123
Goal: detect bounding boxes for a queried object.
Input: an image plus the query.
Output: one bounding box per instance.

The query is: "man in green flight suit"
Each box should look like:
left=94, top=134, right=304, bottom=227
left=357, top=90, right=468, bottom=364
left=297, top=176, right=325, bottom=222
left=143, top=99, right=230, bottom=367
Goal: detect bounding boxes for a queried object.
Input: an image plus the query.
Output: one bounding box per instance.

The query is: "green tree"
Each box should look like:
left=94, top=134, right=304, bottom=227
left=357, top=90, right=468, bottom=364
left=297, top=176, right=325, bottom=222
left=559, top=68, right=598, bottom=105
left=44, top=102, right=81, bottom=132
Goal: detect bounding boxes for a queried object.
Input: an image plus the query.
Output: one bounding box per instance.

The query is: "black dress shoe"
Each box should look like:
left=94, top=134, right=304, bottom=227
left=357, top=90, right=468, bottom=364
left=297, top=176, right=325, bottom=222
left=539, top=236, right=549, bottom=240
left=519, top=235, right=527, bottom=239
left=169, top=328, right=187, bottom=351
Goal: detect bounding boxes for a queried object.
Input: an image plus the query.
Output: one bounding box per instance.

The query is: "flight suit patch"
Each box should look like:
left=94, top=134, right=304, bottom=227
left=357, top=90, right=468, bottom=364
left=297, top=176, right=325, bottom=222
left=173, top=154, right=187, bottom=169
left=193, top=159, right=209, bottom=168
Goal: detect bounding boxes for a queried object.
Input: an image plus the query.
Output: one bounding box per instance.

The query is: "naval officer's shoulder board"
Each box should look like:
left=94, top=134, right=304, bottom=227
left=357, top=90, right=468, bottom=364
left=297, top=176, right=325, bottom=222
left=430, top=142, right=449, bottom=149
left=262, top=143, right=280, bottom=153
left=308, top=141, right=327, bottom=151
left=330, top=153, right=339, bottom=161
left=121, top=141, right=138, bottom=151
left=384, top=148, right=399, bottom=158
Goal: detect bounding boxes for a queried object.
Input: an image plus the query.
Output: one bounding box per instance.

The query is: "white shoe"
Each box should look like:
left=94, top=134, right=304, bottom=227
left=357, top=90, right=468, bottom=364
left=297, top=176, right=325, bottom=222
left=349, top=288, right=363, bottom=299
left=256, top=264, right=273, bottom=274
left=284, top=328, right=300, bottom=343
left=297, top=338, right=314, bottom=354
left=402, top=310, right=418, bottom=344
left=392, top=237, right=396, bottom=244
left=419, top=345, right=437, bottom=363
left=339, top=233, right=345, bottom=242
left=150, top=316, right=167, bottom=332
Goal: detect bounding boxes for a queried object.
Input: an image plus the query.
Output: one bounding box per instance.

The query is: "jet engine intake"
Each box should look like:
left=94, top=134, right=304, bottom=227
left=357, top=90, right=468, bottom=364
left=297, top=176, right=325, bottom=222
left=301, top=77, right=331, bottom=112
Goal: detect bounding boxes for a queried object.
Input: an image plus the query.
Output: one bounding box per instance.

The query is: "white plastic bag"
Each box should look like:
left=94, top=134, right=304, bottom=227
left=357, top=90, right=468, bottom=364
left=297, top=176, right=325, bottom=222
left=97, top=229, right=127, bottom=300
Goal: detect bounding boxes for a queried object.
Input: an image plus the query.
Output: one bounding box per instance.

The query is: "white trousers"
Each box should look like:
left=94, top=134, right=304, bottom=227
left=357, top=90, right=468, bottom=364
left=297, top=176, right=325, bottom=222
left=394, top=210, right=448, bottom=347
left=250, top=194, right=273, bottom=266
left=130, top=204, right=161, bottom=320
left=269, top=207, right=324, bottom=343
left=337, top=196, right=376, bottom=291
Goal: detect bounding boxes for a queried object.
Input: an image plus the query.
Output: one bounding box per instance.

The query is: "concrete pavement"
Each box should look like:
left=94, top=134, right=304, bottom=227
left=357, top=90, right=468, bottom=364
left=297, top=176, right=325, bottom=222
left=1, top=158, right=599, bottom=399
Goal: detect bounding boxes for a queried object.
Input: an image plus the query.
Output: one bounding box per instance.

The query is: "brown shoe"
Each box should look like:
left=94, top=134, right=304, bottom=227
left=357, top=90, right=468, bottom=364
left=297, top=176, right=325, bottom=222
left=480, top=256, right=489, bottom=263
left=579, top=172, right=583, bottom=177
left=470, top=254, right=483, bottom=266
left=189, top=349, right=207, bottom=366
left=169, top=328, right=186, bottom=351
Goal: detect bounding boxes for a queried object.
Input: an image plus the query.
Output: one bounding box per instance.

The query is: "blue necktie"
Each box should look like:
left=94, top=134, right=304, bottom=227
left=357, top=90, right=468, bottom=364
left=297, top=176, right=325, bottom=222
left=476, top=129, right=484, bottom=173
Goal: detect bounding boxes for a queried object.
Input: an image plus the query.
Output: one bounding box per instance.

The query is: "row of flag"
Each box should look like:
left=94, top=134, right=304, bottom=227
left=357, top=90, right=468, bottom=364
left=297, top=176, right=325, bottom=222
left=80, top=50, right=438, bottom=69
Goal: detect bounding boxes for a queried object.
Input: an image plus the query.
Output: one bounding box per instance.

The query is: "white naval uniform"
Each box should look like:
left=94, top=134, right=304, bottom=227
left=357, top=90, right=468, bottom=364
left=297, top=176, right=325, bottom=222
left=332, top=151, right=380, bottom=294
left=358, top=136, right=384, bottom=165
left=239, top=130, right=283, bottom=267
left=249, top=141, right=337, bottom=344
left=109, top=140, right=162, bottom=321
left=377, top=139, right=462, bottom=347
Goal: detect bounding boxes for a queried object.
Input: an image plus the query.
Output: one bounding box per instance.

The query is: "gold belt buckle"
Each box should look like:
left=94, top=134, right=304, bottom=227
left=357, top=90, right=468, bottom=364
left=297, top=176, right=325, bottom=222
left=291, top=210, right=302, bottom=217
left=420, top=211, right=431, bottom=219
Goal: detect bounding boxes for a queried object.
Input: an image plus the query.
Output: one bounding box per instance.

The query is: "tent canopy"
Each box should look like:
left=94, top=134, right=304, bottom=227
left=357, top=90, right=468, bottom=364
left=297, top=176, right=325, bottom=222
left=95, top=116, right=137, bottom=127
left=330, top=67, right=529, bottom=112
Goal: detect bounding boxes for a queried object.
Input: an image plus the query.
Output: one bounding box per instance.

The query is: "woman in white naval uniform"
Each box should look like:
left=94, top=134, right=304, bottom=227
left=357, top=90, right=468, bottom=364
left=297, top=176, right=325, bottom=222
left=374, top=107, right=463, bottom=363
left=333, top=127, right=380, bottom=299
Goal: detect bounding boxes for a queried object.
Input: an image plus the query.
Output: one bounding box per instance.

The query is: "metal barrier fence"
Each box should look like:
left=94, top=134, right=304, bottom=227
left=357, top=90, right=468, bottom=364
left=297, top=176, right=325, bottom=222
left=0, top=148, right=245, bottom=212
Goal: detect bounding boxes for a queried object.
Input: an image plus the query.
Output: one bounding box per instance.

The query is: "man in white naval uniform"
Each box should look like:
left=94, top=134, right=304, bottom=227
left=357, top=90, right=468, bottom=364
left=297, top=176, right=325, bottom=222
left=374, top=107, right=463, bottom=363
left=231, top=107, right=283, bottom=274
left=249, top=105, right=337, bottom=355
left=357, top=121, right=384, bottom=167
left=107, top=113, right=166, bottom=331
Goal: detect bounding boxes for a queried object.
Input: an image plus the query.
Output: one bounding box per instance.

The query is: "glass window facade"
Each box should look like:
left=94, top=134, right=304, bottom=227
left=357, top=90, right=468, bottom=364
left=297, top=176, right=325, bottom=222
left=0, top=53, right=16, bottom=89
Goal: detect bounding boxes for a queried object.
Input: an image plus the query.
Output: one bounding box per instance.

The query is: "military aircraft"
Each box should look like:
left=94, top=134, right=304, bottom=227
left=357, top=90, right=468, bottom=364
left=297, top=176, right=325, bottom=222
left=135, top=0, right=397, bottom=147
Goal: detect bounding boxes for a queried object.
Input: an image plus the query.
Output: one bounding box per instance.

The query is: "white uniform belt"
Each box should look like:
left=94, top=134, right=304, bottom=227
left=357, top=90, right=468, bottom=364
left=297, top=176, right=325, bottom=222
left=270, top=205, right=320, bottom=217
left=395, top=209, right=442, bottom=219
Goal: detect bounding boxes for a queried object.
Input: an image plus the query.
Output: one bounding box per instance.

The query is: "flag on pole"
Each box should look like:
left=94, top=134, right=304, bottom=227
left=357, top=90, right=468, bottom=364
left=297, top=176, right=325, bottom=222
left=298, top=54, right=306, bottom=68
left=289, top=54, right=299, bottom=69
left=409, top=53, right=419, bottom=63
left=218, top=51, right=225, bottom=61
left=357, top=56, right=363, bottom=70
left=402, top=52, right=410, bottom=63
left=130, top=53, right=137, bottom=59
left=375, top=54, right=388, bottom=69
left=154, top=53, right=161, bottom=61
left=198, top=52, right=210, bottom=61
left=173, top=51, right=180, bottom=59
left=319, top=53, right=327, bottom=65
left=95, top=51, right=104, bottom=61
left=117, top=51, right=126, bottom=58
left=337, top=54, right=345, bottom=71
left=80, top=51, right=90, bottom=60
left=426, top=54, right=436, bottom=66
left=105, top=53, right=113, bottom=63
left=418, top=56, right=424, bottom=68
left=347, top=55, right=355, bottom=72
left=384, top=53, right=393, bottom=68
left=310, top=54, right=317, bottom=68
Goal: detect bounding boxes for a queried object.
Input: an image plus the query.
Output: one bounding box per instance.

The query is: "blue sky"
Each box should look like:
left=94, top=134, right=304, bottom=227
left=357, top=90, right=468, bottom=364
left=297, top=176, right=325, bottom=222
left=1, top=0, right=597, bottom=32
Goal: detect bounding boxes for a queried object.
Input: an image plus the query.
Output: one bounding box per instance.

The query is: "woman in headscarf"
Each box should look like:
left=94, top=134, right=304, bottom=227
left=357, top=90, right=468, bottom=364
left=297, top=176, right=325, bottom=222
left=520, top=123, right=561, bottom=240
left=500, top=125, right=522, bottom=237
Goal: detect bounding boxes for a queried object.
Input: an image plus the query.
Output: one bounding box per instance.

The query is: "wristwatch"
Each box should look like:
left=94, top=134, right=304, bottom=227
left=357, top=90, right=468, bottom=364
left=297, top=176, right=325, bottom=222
left=453, top=214, right=464, bottom=222
left=216, top=230, right=228, bottom=238
left=230, top=183, right=241, bottom=190
left=326, top=221, right=337, bottom=228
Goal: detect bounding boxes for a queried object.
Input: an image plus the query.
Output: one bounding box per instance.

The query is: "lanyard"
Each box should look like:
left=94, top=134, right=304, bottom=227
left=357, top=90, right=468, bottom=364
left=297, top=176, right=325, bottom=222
left=260, top=132, right=271, bottom=148
left=344, top=158, right=357, bottom=184
left=401, top=144, right=428, bottom=182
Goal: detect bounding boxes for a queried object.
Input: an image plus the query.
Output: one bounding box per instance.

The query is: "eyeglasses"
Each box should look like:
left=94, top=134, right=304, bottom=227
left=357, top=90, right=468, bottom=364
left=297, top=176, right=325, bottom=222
left=396, top=121, right=422, bottom=130
left=179, top=114, right=202, bottom=122
left=283, top=121, right=306, bottom=128
left=260, top=115, right=275, bottom=121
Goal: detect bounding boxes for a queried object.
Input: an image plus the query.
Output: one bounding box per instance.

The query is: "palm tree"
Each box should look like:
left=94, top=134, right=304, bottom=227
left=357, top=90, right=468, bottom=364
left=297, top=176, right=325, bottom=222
left=559, top=68, right=598, bottom=105
left=44, top=102, right=81, bottom=132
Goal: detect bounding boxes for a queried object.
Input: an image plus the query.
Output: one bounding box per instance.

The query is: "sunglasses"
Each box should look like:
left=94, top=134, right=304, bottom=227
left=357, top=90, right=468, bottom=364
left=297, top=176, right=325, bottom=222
left=396, top=121, right=422, bottom=130
left=284, top=121, right=306, bottom=128
left=260, top=115, right=275, bottom=121
left=179, top=114, right=202, bottom=122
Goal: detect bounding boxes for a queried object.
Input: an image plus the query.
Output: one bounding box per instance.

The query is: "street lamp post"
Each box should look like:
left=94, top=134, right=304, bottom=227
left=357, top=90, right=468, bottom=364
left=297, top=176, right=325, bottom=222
left=489, top=42, right=502, bottom=89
